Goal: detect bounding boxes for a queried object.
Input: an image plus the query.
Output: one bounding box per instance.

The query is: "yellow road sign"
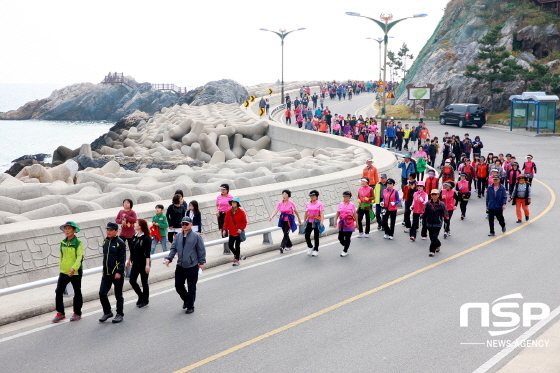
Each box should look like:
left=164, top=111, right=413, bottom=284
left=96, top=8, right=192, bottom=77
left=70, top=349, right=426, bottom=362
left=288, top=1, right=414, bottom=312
left=243, top=100, right=250, bottom=107
left=268, top=89, right=273, bottom=95
left=249, top=95, right=256, bottom=102
left=387, top=91, right=395, bottom=99
left=377, top=86, right=385, bottom=92
left=259, top=108, right=265, bottom=116
left=377, top=80, right=384, bottom=85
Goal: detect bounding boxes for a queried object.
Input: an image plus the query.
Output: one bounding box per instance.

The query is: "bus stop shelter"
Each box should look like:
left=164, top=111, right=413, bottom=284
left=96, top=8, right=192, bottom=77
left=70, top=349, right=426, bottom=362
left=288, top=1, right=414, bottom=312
left=509, top=92, right=558, bottom=134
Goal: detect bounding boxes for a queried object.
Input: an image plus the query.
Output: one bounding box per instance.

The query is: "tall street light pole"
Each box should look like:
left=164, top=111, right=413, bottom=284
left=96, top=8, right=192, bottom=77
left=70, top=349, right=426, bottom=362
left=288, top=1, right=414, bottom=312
left=347, top=12, right=427, bottom=140
left=366, top=36, right=393, bottom=81
left=260, top=28, right=306, bottom=104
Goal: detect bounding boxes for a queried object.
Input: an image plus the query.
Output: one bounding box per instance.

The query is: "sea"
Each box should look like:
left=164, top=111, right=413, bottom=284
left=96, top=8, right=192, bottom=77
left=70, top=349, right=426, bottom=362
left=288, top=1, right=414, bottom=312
left=0, top=83, right=113, bottom=172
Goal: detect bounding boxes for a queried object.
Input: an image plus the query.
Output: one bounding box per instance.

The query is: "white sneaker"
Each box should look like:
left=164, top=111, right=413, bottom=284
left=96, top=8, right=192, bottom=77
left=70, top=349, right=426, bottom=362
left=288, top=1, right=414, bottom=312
left=358, top=232, right=364, bottom=238
left=307, top=248, right=313, bottom=256
left=340, top=251, right=348, bottom=257
left=384, top=234, right=389, bottom=239
left=447, top=232, right=451, bottom=236
left=312, top=250, right=319, bottom=257
left=389, top=236, right=394, bottom=240
left=404, top=228, right=410, bottom=233
left=421, top=236, right=427, bottom=240
left=285, top=247, right=292, bottom=251
left=364, top=233, right=370, bottom=238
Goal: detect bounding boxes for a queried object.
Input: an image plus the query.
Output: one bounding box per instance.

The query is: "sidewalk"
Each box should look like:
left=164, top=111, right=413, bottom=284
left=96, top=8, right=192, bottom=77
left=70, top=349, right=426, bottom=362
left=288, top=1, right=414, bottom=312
left=0, top=224, right=343, bottom=326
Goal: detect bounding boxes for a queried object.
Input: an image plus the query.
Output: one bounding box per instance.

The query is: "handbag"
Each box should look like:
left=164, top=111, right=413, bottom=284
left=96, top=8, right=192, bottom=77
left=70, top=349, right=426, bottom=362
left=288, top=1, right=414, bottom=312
left=230, top=210, right=246, bottom=242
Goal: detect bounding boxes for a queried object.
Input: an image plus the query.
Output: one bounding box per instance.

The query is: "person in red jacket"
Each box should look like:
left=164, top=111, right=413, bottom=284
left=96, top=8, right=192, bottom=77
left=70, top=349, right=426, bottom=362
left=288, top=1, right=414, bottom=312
left=115, top=199, right=137, bottom=251
left=461, top=159, right=476, bottom=191
left=456, top=173, right=471, bottom=220
left=222, top=198, right=248, bottom=266
left=475, top=156, right=489, bottom=198
left=424, top=170, right=439, bottom=193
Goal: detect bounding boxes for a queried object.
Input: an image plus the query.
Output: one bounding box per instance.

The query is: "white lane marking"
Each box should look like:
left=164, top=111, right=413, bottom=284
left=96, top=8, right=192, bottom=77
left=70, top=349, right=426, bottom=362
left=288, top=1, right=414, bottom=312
left=472, top=303, right=560, bottom=372
left=0, top=227, right=388, bottom=344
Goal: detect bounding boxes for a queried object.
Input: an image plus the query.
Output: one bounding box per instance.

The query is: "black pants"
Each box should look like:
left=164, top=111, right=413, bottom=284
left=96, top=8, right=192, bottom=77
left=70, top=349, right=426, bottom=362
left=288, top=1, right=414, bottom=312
left=444, top=210, right=454, bottom=233
left=338, top=231, right=353, bottom=252
left=129, top=265, right=149, bottom=304
left=508, top=183, right=515, bottom=196
left=401, top=178, right=408, bottom=191
left=55, top=273, right=83, bottom=315
left=168, top=232, right=177, bottom=244
left=357, top=209, right=371, bottom=234
left=488, top=209, right=506, bottom=233
left=395, top=138, right=403, bottom=151
left=99, top=274, right=124, bottom=316
left=404, top=202, right=412, bottom=228
left=427, top=226, right=442, bottom=253
left=218, top=212, right=228, bottom=237
left=286, top=117, right=291, bottom=124
left=375, top=204, right=383, bottom=228
left=429, top=157, right=436, bottom=167
left=418, top=172, right=425, bottom=181
left=175, top=265, right=199, bottom=309
left=421, top=216, right=428, bottom=238
left=459, top=200, right=468, bottom=216
left=477, top=179, right=487, bottom=195
left=386, top=137, right=395, bottom=148
left=228, top=235, right=241, bottom=260
left=305, top=222, right=320, bottom=250
left=410, top=213, right=421, bottom=238
left=383, top=210, right=397, bottom=237
left=281, top=221, right=293, bottom=249
left=404, top=138, right=410, bottom=149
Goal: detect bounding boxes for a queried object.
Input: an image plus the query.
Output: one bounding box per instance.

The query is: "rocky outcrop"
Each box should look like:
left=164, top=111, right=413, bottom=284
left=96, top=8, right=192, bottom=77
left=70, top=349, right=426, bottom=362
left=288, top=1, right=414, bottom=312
left=0, top=81, right=178, bottom=121
left=395, top=0, right=560, bottom=112
left=179, top=79, right=249, bottom=106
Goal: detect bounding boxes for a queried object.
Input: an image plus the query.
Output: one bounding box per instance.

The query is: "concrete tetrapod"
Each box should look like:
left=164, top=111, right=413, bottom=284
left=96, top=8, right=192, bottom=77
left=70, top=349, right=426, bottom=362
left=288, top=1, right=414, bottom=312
left=217, top=135, right=237, bottom=161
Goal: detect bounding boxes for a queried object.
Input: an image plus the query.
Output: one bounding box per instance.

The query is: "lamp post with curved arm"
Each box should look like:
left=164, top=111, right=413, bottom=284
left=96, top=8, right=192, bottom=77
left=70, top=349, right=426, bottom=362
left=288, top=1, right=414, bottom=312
left=366, top=36, right=394, bottom=81
left=260, top=28, right=306, bottom=104
left=347, top=12, right=427, bottom=139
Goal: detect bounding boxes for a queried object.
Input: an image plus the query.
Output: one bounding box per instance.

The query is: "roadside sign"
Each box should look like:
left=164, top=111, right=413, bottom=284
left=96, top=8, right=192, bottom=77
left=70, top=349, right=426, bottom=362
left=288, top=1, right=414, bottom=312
left=387, top=91, right=395, bottom=99
left=249, top=95, right=256, bottom=102
left=243, top=100, right=250, bottom=107
left=268, top=89, right=273, bottom=95
left=259, top=108, right=265, bottom=116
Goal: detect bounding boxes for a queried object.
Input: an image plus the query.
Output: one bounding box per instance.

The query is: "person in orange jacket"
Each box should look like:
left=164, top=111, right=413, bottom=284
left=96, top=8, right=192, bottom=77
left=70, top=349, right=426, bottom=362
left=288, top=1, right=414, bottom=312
left=362, top=159, right=379, bottom=187
left=223, top=198, right=248, bottom=266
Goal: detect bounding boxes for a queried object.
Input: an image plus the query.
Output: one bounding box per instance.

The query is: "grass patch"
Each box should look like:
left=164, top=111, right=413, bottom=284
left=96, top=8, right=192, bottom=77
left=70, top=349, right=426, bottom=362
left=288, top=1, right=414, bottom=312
left=487, top=111, right=511, bottom=125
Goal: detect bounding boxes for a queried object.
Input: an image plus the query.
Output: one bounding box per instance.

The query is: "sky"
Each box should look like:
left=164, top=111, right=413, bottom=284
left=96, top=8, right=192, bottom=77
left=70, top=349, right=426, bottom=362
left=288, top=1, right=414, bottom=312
left=0, top=0, right=450, bottom=89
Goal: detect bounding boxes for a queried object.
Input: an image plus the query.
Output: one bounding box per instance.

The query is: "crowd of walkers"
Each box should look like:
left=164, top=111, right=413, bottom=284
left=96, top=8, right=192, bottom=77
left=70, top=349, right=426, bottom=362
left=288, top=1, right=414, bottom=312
left=51, top=115, right=538, bottom=324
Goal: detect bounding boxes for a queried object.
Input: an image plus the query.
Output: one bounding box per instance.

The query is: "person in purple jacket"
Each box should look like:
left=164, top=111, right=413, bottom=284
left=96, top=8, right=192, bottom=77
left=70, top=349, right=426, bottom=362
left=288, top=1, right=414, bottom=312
left=486, top=175, right=507, bottom=236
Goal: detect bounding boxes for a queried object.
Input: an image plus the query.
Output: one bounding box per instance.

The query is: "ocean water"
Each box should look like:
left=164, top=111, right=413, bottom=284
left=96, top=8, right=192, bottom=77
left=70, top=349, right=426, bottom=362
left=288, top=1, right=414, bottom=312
left=0, top=83, right=113, bottom=172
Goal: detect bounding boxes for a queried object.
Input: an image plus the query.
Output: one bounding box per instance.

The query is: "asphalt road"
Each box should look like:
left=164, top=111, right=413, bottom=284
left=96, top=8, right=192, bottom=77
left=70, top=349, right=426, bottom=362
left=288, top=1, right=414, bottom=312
left=0, top=96, right=558, bottom=373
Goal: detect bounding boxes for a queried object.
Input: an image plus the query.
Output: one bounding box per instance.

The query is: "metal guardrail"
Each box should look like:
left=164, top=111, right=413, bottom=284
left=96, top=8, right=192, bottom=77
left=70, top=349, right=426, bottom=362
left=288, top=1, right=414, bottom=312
left=0, top=213, right=336, bottom=297
left=269, top=104, right=286, bottom=121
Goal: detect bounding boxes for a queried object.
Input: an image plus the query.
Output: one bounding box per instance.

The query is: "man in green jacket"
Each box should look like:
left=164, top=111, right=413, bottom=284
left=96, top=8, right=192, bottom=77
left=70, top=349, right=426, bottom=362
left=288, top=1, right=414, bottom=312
left=52, top=221, right=84, bottom=323
left=374, top=174, right=388, bottom=231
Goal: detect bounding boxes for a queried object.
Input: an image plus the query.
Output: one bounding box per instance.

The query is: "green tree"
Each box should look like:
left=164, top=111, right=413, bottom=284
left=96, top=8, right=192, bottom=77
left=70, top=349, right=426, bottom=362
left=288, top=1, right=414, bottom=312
left=465, top=25, right=521, bottom=112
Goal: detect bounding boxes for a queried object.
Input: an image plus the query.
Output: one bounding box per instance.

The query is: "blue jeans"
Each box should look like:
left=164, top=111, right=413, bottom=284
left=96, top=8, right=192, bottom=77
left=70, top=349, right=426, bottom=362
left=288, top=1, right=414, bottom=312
left=151, top=238, right=167, bottom=254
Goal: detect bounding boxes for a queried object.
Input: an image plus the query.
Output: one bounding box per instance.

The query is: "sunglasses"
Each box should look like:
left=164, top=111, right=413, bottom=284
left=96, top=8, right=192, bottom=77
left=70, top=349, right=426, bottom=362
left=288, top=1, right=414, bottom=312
left=181, top=222, right=191, bottom=226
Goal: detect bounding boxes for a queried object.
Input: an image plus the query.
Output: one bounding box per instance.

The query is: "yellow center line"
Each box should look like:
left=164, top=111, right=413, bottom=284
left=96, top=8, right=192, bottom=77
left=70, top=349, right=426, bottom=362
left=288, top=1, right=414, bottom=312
left=174, top=179, right=555, bottom=373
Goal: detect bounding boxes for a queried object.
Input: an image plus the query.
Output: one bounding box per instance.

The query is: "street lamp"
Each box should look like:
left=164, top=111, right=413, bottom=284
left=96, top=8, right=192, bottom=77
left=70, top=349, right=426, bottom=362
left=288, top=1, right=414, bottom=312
left=347, top=12, right=427, bottom=139
left=366, top=36, right=394, bottom=80
left=260, top=27, right=306, bottom=104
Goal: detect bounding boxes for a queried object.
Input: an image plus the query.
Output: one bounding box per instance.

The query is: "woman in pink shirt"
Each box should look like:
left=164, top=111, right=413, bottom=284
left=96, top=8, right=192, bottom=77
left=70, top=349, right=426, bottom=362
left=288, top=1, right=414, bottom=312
left=269, top=190, right=302, bottom=254
left=410, top=181, right=428, bottom=241
left=116, top=198, right=137, bottom=251
left=357, top=177, right=375, bottom=237
left=303, top=190, right=324, bottom=257
left=441, top=181, right=457, bottom=238
left=336, top=191, right=358, bottom=257
left=381, top=178, right=401, bottom=240
left=216, top=184, right=234, bottom=238
left=456, top=173, right=470, bottom=220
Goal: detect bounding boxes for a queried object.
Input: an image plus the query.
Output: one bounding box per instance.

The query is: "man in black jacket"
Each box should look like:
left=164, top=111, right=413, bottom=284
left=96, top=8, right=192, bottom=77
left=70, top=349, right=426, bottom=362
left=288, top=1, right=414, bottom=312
left=99, top=222, right=127, bottom=323
left=164, top=216, right=206, bottom=314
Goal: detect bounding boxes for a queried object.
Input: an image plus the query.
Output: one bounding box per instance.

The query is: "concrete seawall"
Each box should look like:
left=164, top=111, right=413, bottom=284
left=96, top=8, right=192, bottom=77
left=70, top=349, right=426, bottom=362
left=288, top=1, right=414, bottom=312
left=0, top=90, right=399, bottom=289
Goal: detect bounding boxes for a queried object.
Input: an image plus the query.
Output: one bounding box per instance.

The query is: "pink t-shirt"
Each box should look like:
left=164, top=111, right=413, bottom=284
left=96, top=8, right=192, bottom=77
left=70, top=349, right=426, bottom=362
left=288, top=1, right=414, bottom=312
left=358, top=186, right=373, bottom=203
left=276, top=200, right=297, bottom=221
left=337, top=202, right=356, bottom=218
left=216, top=194, right=234, bottom=212
left=306, top=200, right=324, bottom=222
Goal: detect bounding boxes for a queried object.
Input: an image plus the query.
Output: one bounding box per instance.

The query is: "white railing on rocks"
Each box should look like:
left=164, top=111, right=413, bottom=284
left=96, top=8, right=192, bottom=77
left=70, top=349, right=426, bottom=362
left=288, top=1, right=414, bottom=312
left=0, top=213, right=336, bottom=297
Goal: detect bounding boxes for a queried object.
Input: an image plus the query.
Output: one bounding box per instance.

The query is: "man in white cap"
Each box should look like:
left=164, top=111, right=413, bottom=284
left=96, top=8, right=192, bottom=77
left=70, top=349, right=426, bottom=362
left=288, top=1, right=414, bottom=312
left=362, top=159, right=379, bottom=187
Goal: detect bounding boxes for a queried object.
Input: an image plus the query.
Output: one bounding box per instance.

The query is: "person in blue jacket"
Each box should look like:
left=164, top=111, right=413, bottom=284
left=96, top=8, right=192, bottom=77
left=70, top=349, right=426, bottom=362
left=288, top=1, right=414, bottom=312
left=398, top=154, right=416, bottom=190
left=385, top=122, right=396, bottom=149
left=486, top=175, right=507, bottom=236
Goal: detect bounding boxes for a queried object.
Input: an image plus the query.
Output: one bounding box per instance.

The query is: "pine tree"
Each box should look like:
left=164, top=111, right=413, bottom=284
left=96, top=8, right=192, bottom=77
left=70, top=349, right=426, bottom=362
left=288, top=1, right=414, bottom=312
left=465, top=25, right=520, bottom=112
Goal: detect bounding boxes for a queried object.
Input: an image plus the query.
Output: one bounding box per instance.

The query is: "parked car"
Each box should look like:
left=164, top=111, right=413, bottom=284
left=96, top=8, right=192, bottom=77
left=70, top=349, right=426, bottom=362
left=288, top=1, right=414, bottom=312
left=439, top=104, right=487, bottom=128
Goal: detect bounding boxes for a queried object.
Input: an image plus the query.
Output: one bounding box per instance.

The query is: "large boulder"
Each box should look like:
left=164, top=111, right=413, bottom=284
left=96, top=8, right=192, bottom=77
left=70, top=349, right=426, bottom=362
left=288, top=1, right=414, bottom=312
left=179, top=79, right=249, bottom=106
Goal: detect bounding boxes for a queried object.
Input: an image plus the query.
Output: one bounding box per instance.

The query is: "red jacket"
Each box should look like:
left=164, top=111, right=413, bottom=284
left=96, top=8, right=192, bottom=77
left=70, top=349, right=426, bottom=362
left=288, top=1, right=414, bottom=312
left=425, top=176, right=439, bottom=193
left=222, top=208, right=248, bottom=236
left=476, top=163, right=489, bottom=179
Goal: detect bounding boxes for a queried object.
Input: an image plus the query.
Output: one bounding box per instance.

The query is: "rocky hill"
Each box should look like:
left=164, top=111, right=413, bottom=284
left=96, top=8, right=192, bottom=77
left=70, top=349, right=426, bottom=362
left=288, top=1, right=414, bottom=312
left=395, top=0, right=560, bottom=112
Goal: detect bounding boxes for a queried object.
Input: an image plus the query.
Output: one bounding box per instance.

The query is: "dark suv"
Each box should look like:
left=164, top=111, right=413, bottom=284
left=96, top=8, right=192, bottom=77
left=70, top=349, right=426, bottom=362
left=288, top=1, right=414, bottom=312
left=439, top=104, right=487, bottom=128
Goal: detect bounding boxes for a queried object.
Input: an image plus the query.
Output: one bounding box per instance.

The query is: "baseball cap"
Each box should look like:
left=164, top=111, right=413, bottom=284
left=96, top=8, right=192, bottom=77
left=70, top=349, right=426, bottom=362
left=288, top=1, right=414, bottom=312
left=430, top=189, right=440, bottom=194
left=106, top=222, right=119, bottom=230
left=181, top=216, right=193, bottom=225
left=380, top=173, right=388, bottom=178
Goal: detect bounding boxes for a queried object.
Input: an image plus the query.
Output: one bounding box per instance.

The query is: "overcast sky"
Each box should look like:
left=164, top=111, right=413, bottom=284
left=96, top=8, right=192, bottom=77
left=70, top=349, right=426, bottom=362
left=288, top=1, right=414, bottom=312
left=0, top=0, right=449, bottom=89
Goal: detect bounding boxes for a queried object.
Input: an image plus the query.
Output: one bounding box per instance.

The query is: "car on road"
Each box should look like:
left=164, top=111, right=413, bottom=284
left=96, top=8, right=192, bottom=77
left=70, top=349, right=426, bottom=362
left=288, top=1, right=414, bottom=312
left=439, top=103, right=487, bottom=128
